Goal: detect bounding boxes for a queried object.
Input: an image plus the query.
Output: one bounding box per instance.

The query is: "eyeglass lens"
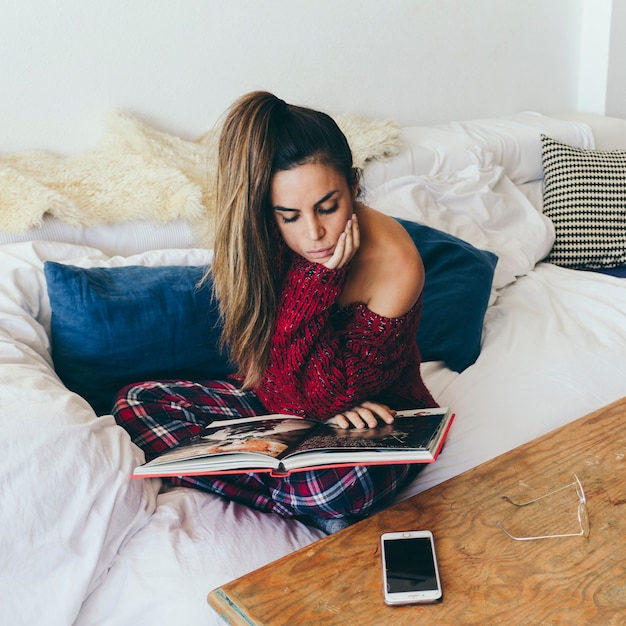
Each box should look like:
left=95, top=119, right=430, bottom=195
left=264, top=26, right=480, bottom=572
left=496, top=474, right=589, bottom=541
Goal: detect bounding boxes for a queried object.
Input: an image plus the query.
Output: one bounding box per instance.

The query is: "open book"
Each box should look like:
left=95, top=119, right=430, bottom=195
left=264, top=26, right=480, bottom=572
left=132, top=407, right=454, bottom=478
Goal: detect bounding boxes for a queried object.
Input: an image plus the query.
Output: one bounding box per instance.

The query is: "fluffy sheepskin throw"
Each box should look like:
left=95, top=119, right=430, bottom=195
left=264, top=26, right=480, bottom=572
left=0, top=110, right=401, bottom=246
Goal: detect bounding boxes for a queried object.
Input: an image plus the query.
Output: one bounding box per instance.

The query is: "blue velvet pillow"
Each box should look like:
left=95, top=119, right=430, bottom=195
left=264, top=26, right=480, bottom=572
left=395, top=219, right=498, bottom=372
left=45, top=224, right=496, bottom=414
left=44, top=263, right=234, bottom=416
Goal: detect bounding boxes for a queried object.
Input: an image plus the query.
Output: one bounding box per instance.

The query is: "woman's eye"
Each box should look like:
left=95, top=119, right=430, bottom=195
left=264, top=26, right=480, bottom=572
left=319, top=203, right=339, bottom=215
left=281, top=214, right=299, bottom=224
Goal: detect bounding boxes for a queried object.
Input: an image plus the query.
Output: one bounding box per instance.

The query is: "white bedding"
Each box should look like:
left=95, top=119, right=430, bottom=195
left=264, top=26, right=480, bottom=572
left=0, top=242, right=158, bottom=625
left=0, top=241, right=324, bottom=626
left=410, top=263, right=626, bottom=497
left=1, top=112, right=626, bottom=626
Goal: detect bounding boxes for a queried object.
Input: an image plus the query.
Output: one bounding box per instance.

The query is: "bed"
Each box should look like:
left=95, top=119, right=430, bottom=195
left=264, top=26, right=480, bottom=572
left=1, top=110, right=625, bottom=625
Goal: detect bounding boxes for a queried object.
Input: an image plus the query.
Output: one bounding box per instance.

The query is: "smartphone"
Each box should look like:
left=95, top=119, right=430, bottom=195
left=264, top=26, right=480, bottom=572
left=380, top=530, right=443, bottom=605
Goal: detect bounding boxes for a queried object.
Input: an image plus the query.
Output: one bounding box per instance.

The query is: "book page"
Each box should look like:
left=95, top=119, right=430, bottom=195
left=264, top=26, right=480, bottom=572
left=148, top=415, right=319, bottom=466
left=286, top=409, right=449, bottom=457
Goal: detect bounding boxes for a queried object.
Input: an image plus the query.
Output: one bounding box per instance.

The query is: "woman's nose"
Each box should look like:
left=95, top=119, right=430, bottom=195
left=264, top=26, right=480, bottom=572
left=306, top=215, right=324, bottom=240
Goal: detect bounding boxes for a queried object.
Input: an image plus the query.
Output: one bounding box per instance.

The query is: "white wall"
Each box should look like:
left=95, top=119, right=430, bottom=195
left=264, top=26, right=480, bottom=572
left=0, top=0, right=602, bottom=155
left=578, top=0, right=612, bottom=114
left=606, top=0, right=626, bottom=118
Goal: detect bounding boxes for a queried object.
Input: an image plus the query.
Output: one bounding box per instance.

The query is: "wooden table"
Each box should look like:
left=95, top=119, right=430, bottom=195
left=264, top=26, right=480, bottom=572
left=208, top=397, right=626, bottom=625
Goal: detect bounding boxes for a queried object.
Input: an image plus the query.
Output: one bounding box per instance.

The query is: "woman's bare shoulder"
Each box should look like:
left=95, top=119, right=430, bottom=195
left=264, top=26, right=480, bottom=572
left=355, top=206, right=424, bottom=318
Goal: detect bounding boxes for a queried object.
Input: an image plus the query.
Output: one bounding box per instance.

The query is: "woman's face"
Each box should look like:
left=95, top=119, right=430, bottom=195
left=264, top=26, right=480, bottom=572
left=270, top=162, right=356, bottom=264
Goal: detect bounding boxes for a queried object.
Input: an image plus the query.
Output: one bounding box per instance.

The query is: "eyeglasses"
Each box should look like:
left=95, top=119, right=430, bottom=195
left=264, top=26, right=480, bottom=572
left=495, top=474, right=590, bottom=541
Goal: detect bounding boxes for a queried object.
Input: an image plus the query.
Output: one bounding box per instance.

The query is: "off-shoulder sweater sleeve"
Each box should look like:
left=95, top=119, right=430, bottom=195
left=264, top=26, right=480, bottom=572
left=255, top=256, right=426, bottom=421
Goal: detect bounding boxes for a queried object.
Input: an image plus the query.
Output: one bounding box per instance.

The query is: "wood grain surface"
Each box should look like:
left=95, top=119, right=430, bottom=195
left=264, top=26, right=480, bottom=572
left=208, top=397, right=626, bottom=625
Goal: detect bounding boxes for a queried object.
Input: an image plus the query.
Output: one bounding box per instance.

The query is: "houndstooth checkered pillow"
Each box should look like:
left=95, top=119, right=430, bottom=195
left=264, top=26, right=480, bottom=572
left=541, top=134, right=626, bottom=269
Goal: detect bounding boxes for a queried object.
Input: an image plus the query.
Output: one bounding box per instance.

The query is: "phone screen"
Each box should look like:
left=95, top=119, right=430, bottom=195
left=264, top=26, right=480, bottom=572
left=383, top=536, right=439, bottom=593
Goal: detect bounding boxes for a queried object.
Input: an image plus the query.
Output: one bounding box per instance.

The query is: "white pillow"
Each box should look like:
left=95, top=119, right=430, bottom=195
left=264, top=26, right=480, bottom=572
left=0, top=216, right=197, bottom=257
left=362, top=111, right=595, bottom=190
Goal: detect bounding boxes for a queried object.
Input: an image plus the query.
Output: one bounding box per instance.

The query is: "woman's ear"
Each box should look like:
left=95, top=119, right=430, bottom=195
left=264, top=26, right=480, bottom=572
left=351, top=167, right=361, bottom=199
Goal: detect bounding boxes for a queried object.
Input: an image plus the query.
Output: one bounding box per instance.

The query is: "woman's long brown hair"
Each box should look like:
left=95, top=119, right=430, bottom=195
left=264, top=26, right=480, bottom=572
left=209, top=91, right=356, bottom=388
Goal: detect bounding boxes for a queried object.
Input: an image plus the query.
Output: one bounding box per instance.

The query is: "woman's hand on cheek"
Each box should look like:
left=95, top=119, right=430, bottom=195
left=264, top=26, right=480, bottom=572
left=328, top=401, right=396, bottom=430
left=323, top=214, right=360, bottom=270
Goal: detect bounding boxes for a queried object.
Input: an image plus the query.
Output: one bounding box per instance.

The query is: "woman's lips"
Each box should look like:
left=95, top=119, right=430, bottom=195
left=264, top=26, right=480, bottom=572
left=306, top=246, right=334, bottom=260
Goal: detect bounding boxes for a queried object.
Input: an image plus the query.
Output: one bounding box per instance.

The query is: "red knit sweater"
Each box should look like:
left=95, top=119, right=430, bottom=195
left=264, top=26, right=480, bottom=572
left=255, top=253, right=437, bottom=420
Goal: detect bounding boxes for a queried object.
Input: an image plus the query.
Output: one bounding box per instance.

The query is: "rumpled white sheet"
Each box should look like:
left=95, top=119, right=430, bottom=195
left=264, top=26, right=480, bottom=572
left=369, top=159, right=555, bottom=290
left=0, top=241, right=159, bottom=626
left=76, top=488, right=324, bottom=625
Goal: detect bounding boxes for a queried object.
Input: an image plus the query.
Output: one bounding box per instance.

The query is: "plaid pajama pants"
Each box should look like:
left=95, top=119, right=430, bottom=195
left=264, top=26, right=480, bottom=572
left=112, top=379, right=420, bottom=520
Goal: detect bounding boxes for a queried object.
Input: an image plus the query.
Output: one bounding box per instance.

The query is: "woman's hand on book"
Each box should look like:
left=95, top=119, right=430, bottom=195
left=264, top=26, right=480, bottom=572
left=328, top=401, right=396, bottom=430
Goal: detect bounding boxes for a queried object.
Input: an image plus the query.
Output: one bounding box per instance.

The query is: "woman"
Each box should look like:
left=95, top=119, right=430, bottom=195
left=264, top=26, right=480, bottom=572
left=113, top=91, right=437, bottom=533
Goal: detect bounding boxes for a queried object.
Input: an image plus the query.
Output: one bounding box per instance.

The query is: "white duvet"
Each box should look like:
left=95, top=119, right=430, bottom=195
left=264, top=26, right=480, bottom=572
left=1, top=112, right=625, bottom=625
left=0, top=241, right=326, bottom=626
